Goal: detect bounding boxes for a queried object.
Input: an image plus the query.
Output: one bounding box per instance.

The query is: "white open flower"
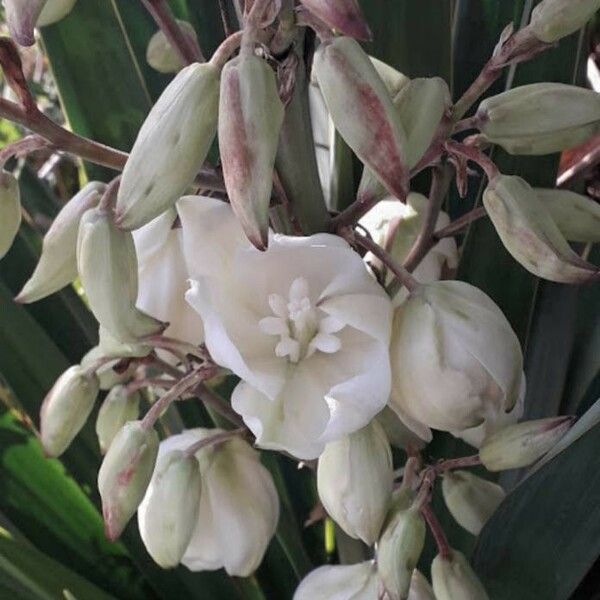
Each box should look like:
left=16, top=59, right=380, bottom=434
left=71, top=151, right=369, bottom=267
left=138, top=428, right=279, bottom=577
left=294, top=561, right=378, bottom=600
left=180, top=198, right=393, bottom=459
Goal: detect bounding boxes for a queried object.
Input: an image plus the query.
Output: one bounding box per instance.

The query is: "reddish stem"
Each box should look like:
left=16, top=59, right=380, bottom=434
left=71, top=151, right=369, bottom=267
left=421, top=503, right=451, bottom=559
left=435, top=454, right=482, bottom=473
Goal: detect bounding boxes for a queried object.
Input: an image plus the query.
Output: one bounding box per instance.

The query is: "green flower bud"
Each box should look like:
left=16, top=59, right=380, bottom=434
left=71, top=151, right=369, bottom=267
left=4, top=0, right=47, bottom=45
left=146, top=20, right=198, bottom=73
left=314, top=37, right=409, bottom=200
left=96, top=385, right=141, bottom=454
left=36, top=0, right=77, bottom=27
left=115, top=62, right=220, bottom=230
left=483, top=175, right=599, bottom=284
left=441, top=470, right=505, bottom=535
left=299, top=0, right=372, bottom=41
left=40, top=365, right=100, bottom=457
left=530, top=0, right=600, bottom=43
left=431, top=549, right=489, bottom=600
left=479, top=416, right=574, bottom=472
left=98, top=420, right=159, bottom=541
left=477, top=83, right=600, bottom=155
left=16, top=182, right=104, bottom=303
left=0, top=170, right=21, bottom=260
left=219, top=55, right=284, bottom=249
left=77, top=208, right=165, bottom=342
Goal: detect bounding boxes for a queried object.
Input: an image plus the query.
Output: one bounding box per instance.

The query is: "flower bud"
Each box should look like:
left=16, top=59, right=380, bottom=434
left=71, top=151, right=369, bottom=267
left=96, top=385, right=141, bottom=454
left=376, top=406, right=429, bottom=450
left=293, top=561, right=378, bottom=600
left=81, top=346, right=137, bottom=390
left=536, top=188, right=600, bottom=243
left=479, top=415, right=574, bottom=472
left=146, top=20, right=198, bottom=73
left=0, top=170, right=21, bottom=260
left=530, top=0, right=600, bottom=43
left=369, top=57, right=409, bottom=96
left=483, top=175, right=599, bottom=284
left=16, top=182, right=104, bottom=303
left=77, top=208, right=165, bottom=342
left=441, top=470, right=505, bottom=535
left=138, top=450, right=202, bottom=568
left=377, top=506, right=426, bottom=600
left=477, top=83, right=600, bottom=155
left=40, top=365, right=99, bottom=457
left=317, top=420, right=393, bottom=545
left=299, top=0, right=372, bottom=41
left=408, top=570, right=435, bottom=600
left=115, top=62, right=220, bottom=230
left=390, top=280, right=524, bottom=434
left=98, top=420, right=159, bottom=541
left=4, top=0, right=47, bottom=45
left=431, top=549, right=489, bottom=600
left=313, top=37, right=409, bottom=200
left=36, top=0, right=77, bottom=27
left=219, top=55, right=284, bottom=249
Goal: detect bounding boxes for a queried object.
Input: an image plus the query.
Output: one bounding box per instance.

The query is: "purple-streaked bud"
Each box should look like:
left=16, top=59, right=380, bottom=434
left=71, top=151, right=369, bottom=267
left=4, top=0, right=47, bottom=46
left=299, top=0, right=372, bottom=41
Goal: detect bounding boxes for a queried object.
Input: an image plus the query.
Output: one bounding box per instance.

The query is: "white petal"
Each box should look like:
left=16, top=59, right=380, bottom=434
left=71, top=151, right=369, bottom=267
left=309, top=333, right=341, bottom=354
left=268, top=293, right=288, bottom=318
left=258, top=316, right=289, bottom=336
left=294, top=562, right=378, bottom=600
left=319, top=315, right=345, bottom=334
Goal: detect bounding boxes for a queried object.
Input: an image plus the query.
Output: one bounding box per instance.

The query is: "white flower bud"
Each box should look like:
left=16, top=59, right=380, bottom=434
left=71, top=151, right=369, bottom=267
left=369, top=57, right=409, bottom=96
left=479, top=416, right=574, bottom=472
left=477, top=83, right=600, bottom=155
left=441, top=470, right=505, bottom=535
left=115, top=63, right=220, bottom=230
left=390, top=280, right=524, bottom=434
left=40, top=365, right=99, bottom=457
left=81, top=343, right=142, bottom=390
left=530, top=0, right=600, bottom=43
left=0, top=170, right=21, bottom=260
left=293, top=561, right=378, bottom=600
left=431, top=549, right=489, bottom=600
left=483, top=175, right=599, bottom=284
left=98, top=420, right=159, bottom=541
left=36, top=0, right=77, bottom=27
left=317, top=420, right=393, bottom=545
left=146, top=20, right=198, bottom=73
left=96, top=385, right=141, bottom=454
left=408, top=570, right=435, bottom=600
left=299, top=0, right=372, bottom=41
left=138, top=450, right=202, bottom=568
left=16, top=182, right=104, bottom=303
left=4, top=0, right=47, bottom=45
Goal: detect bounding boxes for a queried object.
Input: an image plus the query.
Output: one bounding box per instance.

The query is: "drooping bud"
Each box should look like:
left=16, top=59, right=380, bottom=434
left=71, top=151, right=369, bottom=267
left=138, top=450, right=202, bottom=568
left=4, top=0, right=47, bottom=46
left=36, top=0, right=77, bottom=27
left=317, top=420, right=393, bottom=545
left=98, top=420, right=159, bottom=541
left=313, top=37, right=409, bottom=200
left=40, top=365, right=100, bottom=457
left=483, top=175, right=599, bottom=284
left=479, top=416, right=574, bottom=472
left=477, top=83, right=600, bottom=155
left=408, top=570, right=436, bottom=600
left=96, top=385, right=141, bottom=454
left=441, top=470, right=505, bottom=535
left=115, top=62, right=220, bottom=230
left=536, top=188, right=600, bottom=243
left=299, top=0, right=372, bottom=41
left=431, top=549, right=489, bottom=600
left=530, top=0, right=600, bottom=43
left=0, top=170, right=21, bottom=260
left=219, top=55, right=284, bottom=249
left=16, top=182, right=104, bottom=303
left=77, top=208, right=165, bottom=342
left=146, top=20, right=198, bottom=73
left=293, top=561, right=378, bottom=600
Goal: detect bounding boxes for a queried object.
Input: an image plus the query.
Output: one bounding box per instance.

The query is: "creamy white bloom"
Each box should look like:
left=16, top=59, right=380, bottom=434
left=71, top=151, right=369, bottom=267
left=180, top=198, right=393, bottom=459
left=138, top=429, right=279, bottom=577
left=294, top=561, right=378, bottom=600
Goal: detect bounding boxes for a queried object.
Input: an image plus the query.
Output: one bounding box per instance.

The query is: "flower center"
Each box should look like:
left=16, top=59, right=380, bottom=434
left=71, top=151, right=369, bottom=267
left=258, top=277, right=344, bottom=363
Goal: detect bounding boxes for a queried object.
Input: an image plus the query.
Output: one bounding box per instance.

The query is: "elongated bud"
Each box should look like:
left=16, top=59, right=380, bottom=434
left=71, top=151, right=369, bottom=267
left=77, top=208, right=165, bottom=342
left=313, top=37, right=409, bottom=200
left=441, top=471, right=505, bottom=535
left=530, top=0, right=600, bottom=43
left=139, top=450, right=202, bottom=567
left=483, top=175, right=599, bottom=284
left=146, top=20, right=198, bottom=73
left=36, top=0, right=77, bottom=27
left=96, top=385, right=141, bottom=454
left=317, top=420, right=393, bottom=545
left=408, top=570, right=435, bottom=600
left=477, top=83, right=600, bottom=155
left=115, top=63, right=220, bottom=230
left=479, top=416, right=574, bottom=472
left=299, top=0, right=372, bottom=41
left=431, top=549, right=489, bottom=600
left=16, top=182, right=104, bottom=303
left=377, top=505, right=426, bottom=600
left=4, top=0, right=47, bottom=45
left=40, top=365, right=99, bottom=457
left=0, top=170, right=21, bottom=259
left=98, top=420, right=159, bottom=541
left=536, top=188, right=600, bottom=243
left=219, top=55, right=283, bottom=249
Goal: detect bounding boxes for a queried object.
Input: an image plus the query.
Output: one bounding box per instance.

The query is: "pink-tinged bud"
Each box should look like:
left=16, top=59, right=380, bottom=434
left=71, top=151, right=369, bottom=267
left=313, top=37, right=409, bottom=201
left=432, top=549, right=489, bottom=600
left=4, top=0, right=47, bottom=46
left=219, top=55, right=284, bottom=250
left=299, top=0, right=372, bottom=41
